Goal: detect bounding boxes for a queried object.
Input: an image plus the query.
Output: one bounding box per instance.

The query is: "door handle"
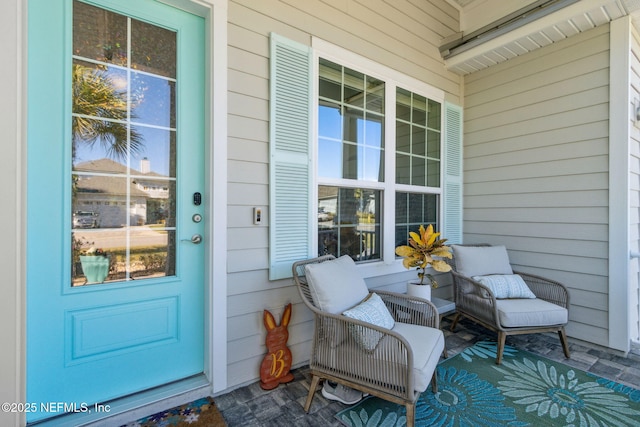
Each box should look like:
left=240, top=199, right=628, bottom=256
left=181, top=234, right=202, bottom=244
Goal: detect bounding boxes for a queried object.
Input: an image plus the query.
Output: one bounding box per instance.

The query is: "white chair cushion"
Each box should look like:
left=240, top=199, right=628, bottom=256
left=452, top=245, right=513, bottom=277
left=343, top=293, right=395, bottom=351
left=304, top=255, right=369, bottom=314
left=496, top=298, right=568, bottom=328
left=472, top=274, right=536, bottom=299
left=392, top=322, right=444, bottom=392
left=314, top=322, right=444, bottom=393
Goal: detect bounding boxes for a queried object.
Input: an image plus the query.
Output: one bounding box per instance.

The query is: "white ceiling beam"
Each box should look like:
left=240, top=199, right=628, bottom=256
left=444, top=0, right=638, bottom=75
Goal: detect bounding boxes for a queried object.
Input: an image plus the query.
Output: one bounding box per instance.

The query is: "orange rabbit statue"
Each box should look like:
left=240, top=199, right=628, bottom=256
left=259, top=303, right=294, bottom=390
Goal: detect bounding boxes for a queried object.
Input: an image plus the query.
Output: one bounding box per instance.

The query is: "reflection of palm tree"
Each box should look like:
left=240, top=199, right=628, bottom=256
left=72, top=63, right=143, bottom=162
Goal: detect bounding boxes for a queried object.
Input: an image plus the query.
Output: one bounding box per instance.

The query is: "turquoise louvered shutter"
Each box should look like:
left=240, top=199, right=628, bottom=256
left=269, top=33, right=313, bottom=280
left=443, top=102, right=463, bottom=244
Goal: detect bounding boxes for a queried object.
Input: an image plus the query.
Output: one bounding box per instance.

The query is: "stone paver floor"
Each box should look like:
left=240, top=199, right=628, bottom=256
left=214, top=315, right=640, bottom=426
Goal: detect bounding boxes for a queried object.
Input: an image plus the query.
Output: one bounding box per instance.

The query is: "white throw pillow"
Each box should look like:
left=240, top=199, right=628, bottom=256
left=343, top=293, right=395, bottom=351
left=304, top=255, right=369, bottom=314
left=452, top=245, right=513, bottom=277
left=472, top=274, right=536, bottom=299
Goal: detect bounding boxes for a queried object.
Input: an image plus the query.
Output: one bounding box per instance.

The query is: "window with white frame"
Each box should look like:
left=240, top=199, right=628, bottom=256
left=316, top=57, right=444, bottom=263
left=268, top=34, right=461, bottom=280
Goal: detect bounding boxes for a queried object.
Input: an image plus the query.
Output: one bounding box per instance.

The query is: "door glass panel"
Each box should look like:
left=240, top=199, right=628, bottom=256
left=131, top=73, right=176, bottom=128
left=131, top=20, right=176, bottom=78
left=71, top=0, right=177, bottom=286
left=73, top=1, right=128, bottom=66
left=130, top=126, right=177, bottom=177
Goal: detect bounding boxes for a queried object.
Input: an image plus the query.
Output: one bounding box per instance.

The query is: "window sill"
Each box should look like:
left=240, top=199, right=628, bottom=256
left=356, top=259, right=445, bottom=281
left=357, top=259, right=407, bottom=279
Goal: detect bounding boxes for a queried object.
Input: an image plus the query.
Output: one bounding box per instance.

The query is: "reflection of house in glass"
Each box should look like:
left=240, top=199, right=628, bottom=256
left=73, top=158, right=170, bottom=228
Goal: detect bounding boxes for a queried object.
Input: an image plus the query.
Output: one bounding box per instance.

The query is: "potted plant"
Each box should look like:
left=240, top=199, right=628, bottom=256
left=395, top=224, right=452, bottom=300
left=79, top=246, right=110, bottom=284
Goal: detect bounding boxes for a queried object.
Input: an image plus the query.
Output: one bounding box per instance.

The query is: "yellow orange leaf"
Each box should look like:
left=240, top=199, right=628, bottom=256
left=395, top=246, right=415, bottom=257
left=431, top=247, right=453, bottom=258
left=402, top=256, right=421, bottom=269
left=427, top=234, right=439, bottom=247
left=402, top=257, right=412, bottom=269
left=409, top=231, right=423, bottom=245
left=430, top=259, right=452, bottom=272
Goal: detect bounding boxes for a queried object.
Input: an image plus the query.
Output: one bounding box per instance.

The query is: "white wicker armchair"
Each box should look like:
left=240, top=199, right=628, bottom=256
left=293, top=255, right=444, bottom=427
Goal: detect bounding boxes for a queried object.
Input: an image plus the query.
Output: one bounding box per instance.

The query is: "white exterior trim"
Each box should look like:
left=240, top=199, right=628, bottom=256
left=609, top=16, right=631, bottom=353
left=202, top=0, right=228, bottom=395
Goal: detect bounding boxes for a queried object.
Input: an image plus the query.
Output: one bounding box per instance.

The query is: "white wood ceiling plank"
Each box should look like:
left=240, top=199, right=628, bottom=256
left=504, top=40, right=529, bottom=55
left=516, top=36, right=541, bottom=51
left=554, top=20, right=581, bottom=38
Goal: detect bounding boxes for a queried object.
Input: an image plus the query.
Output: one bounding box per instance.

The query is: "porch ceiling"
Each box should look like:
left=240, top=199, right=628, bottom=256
left=442, top=0, right=640, bottom=75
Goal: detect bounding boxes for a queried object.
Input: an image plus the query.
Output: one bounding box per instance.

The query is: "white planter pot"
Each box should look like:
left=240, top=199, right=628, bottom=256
left=406, top=281, right=431, bottom=301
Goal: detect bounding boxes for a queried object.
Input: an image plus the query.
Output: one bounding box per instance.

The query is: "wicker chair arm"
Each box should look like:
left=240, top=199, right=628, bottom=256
left=375, top=290, right=440, bottom=329
left=312, top=309, right=416, bottom=398
left=450, top=271, right=500, bottom=326
left=514, top=271, right=570, bottom=308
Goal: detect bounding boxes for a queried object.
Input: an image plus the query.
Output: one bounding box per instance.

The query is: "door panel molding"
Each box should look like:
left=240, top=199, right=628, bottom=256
left=65, top=297, right=179, bottom=363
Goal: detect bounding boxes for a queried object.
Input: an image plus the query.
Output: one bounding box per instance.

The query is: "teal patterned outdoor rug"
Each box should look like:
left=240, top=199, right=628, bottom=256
left=336, top=341, right=640, bottom=426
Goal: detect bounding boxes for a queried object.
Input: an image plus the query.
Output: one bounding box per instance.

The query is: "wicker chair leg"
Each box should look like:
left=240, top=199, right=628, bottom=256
left=405, top=402, right=415, bottom=427
left=558, top=327, right=570, bottom=359
left=449, top=313, right=461, bottom=331
left=496, top=332, right=507, bottom=365
left=431, top=371, right=438, bottom=393
left=304, top=375, right=321, bottom=412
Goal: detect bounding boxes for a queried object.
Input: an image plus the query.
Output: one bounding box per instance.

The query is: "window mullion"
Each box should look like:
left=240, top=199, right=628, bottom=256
left=383, top=81, right=397, bottom=265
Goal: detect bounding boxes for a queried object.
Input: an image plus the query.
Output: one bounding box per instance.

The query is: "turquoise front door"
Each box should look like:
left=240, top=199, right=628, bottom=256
left=27, top=0, right=205, bottom=422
